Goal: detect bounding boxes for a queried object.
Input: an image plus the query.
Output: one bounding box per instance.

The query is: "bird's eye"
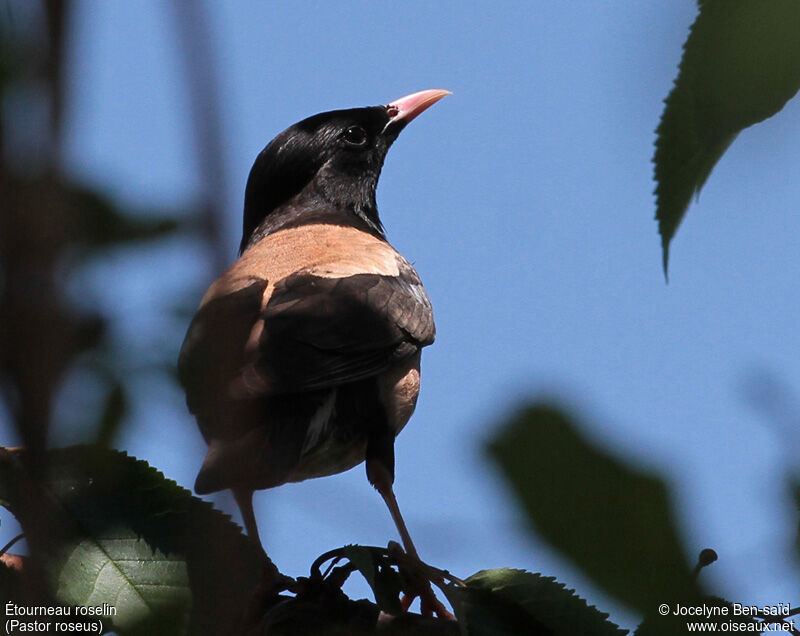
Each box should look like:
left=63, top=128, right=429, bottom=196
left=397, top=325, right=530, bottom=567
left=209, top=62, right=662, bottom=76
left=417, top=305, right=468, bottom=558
left=342, top=125, right=368, bottom=147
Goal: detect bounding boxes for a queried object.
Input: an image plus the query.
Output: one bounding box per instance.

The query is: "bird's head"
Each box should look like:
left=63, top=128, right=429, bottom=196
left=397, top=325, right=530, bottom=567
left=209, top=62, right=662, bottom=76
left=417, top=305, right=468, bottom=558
left=240, top=89, right=450, bottom=253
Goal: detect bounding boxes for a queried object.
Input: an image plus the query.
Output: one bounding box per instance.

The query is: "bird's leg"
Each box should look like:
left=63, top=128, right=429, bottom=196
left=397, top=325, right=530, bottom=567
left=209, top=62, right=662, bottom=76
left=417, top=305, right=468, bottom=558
left=233, top=488, right=291, bottom=594
left=367, top=460, right=419, bottom=560
left=366, top=454, right=456, bottom=620
left=233, top=487, right=261, bottom=544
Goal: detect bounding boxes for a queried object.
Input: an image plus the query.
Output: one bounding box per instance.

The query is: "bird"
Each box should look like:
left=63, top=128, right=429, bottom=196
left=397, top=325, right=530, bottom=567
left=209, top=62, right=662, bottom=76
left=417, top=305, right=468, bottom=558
left=178, top=89, right=451, bottom=596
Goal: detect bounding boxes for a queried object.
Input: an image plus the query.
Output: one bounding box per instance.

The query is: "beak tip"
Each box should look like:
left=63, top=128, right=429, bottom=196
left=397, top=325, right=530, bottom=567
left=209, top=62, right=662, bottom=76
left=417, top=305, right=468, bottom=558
left=386, top=89, right=451, bottom=125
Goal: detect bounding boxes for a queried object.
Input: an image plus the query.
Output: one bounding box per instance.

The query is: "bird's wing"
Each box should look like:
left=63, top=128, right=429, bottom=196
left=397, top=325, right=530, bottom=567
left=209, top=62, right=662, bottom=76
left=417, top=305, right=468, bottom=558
left=178, top=278, right=268, bottom=420
left=177, top=259, right=434, bottom=415
left=249, top=260, right=434, bottom=394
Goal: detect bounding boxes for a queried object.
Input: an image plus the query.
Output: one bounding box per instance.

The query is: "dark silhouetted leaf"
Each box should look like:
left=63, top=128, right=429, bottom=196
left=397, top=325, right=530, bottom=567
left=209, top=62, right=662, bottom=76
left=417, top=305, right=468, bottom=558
left=444, top=568, right=626, bottom=636
left=0, top=446, right=262, bottom=636
left=654, top=0, right=800, bottom=274
left=0, top=554, right=25, bottom=604
left=342, top=545, right=404, bottom=615
left=487, top=403, right=697, bottom=614
left=0, top=28, right=15, bottom=92
left=793, top=479, right=800, bottom=560
left=68, top=184, right=182, bottom=248
left=95, top=380, right=127, bottom=447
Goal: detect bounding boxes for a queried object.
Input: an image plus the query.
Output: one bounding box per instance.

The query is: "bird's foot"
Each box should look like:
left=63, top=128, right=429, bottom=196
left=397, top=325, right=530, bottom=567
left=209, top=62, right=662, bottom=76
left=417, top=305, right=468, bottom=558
left=400, top=586, right=454, bottom=620
left=388, top=541, right=464, bottom=620
left=241, top=561, right=296, bottom=630
left=260, top=549, right=296, bottom=594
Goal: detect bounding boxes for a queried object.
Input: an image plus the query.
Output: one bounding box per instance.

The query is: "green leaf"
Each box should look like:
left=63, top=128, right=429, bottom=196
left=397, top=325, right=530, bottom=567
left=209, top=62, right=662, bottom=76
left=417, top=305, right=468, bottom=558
left=444, top=568, right=627, bottom=636
left=342, top=545, right=404, bottom=615
left=0, top=446, right=262, bottom=636
left=654, top=0, right=800, bottom=275
left=487, top=404, right=697, bottom=615
left=68, top=184, right=182, bottom=248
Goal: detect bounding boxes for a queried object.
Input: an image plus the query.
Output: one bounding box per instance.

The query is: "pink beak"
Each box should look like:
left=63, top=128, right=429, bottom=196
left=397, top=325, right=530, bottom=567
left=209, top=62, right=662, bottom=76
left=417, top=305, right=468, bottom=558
left=385, top=89, right=451, bottom=126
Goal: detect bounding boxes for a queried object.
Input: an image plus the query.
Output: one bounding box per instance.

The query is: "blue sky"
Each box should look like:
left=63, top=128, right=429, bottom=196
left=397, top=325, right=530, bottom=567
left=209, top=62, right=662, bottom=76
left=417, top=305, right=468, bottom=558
left=4, top=1, right=800, bottom=628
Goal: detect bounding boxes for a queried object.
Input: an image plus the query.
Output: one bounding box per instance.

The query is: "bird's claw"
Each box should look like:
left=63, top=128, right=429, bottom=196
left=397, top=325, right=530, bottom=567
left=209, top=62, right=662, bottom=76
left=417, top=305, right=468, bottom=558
left=401, top=588, right=455, bottom=620
left=260, top=554, right=295, bottom=595
left=387, top=541, right=459, bottom=620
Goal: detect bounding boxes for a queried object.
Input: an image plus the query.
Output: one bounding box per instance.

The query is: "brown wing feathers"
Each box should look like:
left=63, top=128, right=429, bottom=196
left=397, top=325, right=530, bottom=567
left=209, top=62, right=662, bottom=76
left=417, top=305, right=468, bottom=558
left=177, top=222, right=434, bottom=493
left=178, top=280, right=267, bottom=419
left=257, top=269, right=433, bottom=393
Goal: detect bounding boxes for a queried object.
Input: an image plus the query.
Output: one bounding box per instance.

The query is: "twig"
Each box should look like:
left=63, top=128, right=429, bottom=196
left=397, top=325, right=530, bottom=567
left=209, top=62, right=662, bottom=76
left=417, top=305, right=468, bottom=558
left=170, top=0, right=230, bottom=273
left=0, top=533, right=24, bottom=557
